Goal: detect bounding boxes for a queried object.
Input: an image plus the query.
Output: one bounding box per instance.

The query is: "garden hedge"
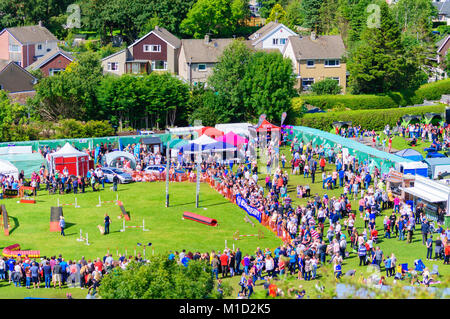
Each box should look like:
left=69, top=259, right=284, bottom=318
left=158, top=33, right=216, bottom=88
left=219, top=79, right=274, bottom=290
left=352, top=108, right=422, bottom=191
left=296, top=104, right=446, bottom=131
left=292, top=79, right=450, bottom=112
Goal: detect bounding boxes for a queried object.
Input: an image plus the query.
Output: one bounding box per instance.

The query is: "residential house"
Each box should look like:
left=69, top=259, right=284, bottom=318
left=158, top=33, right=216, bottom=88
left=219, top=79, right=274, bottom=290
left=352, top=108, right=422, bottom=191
left=0, top=60, right=37, bottom=93
left=433, top=0, right=450, bottom=25
left=282, top=33, right=347, bottom=92
left=0, top=22, right=59, bottom=68
left=101, top=26, right=181, bottom=76
left=248, top=21, right=297, bottom=52
left=247, top=0, right=265, bottom=27
left=428, top=35, right=450, bottom=81
left=26, top=48, right=74, bottom=77
left=178, top=35, right=234, bottom=85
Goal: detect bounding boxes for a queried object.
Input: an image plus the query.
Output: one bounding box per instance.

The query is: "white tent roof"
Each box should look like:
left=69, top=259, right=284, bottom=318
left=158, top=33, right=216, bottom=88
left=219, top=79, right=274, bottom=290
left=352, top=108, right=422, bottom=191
left=0, top=159, right=19, bottom=179
left=189, top=135, right=216, bottom=145
left=401, top=175, right=450, bottom=203
left=50, top=143, right=88, bottom=158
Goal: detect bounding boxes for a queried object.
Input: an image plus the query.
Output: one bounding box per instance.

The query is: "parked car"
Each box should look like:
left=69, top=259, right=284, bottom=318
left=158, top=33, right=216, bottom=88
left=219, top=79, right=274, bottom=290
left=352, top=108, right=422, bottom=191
left=144, top=165, right=166, bottom=173
left=101, top=167, right=133, bottom=184
left=143, top=165, right=185, bottom=174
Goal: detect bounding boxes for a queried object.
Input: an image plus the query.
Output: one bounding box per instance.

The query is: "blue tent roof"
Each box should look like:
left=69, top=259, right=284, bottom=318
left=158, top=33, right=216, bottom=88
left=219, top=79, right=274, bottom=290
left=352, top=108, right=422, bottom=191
left=394, top=148, right=424, bottom=162
left=178, top=143, right=203, bottom=154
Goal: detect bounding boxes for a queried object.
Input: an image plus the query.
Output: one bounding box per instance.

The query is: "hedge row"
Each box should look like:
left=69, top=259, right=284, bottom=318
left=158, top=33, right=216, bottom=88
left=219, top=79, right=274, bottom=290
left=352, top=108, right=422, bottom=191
left=296, top=104, right=446, bottom=131
left=292, top=79, right=450, bottom=112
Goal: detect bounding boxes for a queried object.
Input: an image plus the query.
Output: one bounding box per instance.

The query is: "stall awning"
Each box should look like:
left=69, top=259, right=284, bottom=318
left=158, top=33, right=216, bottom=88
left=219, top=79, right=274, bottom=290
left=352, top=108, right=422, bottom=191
left=402, top=186, right=448, bottom=203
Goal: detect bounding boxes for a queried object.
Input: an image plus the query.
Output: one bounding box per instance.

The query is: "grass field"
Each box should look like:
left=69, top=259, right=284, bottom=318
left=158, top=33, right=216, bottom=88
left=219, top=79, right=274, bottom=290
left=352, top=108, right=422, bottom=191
left=0, top=146, right=448, bottom=299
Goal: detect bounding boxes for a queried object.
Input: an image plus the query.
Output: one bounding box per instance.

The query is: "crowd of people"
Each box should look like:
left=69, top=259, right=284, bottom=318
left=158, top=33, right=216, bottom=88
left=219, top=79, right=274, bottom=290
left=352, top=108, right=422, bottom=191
left=0, top=130, right=449, bottom=299
left=0, top=252, right=146, bottom=297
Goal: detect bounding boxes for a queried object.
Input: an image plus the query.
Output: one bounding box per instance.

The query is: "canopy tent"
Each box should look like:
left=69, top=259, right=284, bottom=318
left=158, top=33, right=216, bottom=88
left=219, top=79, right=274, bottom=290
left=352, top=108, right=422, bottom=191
left=0, top=153, right=46, bottom=178
left=196, top=126, right=224, bottom=139
left=0, top=146, right=32, bottom=155
left=178, top=143, right=203, bottom=154
left=423, top=112, right=443, bottom=125
left=104, top=151, right=137, bottom=169
left=255, top=119, right=280, bottom=132
left=189, top=135, right=217, bottom=146
left=290, top=126, right=412, bottom=174
left=0, top=159, right=19, bottom=179
left=401, top=114, right=422, bottom=126
left=203, top=141, right=237, bottom=152
left=215, top=131, right=248, bottom=146
left=48, top=143, right=90, bottom=177
left=215, top=123, right=252, bottom=137
left=394, top=148, right=424, bottom=162
left=332, top=121, right=352, bottom=128
left=168, top=139, right=189, bottom=149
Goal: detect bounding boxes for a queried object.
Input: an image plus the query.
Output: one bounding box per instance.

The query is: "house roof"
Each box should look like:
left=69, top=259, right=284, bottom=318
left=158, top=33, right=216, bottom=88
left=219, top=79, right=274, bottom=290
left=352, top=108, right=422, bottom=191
left=26, top=48, right=74, bottom=71
left=1, top=25, right=58, bottom=44
left=437, top=35, right=450, bottom=53
left=181, top=38, right=234, bottom=63
left=248, top=22, right=297, bottom=45
left=0, top=59, right=37, bottom=80
left=7, top=91, right=36, bottom=105
left=129, top=26, right=181, bottom=49
left=249, top=21, right=280, bottom=41
left=286, top=35, right=346, bottom=60
left=433, top=1, right=450, bottom=16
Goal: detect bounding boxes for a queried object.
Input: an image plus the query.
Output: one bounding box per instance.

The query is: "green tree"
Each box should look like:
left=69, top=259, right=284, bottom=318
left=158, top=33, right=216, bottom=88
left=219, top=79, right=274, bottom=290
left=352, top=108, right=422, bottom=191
left=32, top=51, right=104, bottom=121
left=0, top=91, right=32, bottom=142
left=266, top=3, right=287, bottom=23
left=180, top=0, right=249, bottom=38
left=392, top=0, right=437, bottom=40
left=300, top=0, right=322, bottom=31
left=99, top=255, right=219, bottom=299
left=137, top=73, right=191, bottom=128
left=207, top=40, right=253, bottom=123
left=347, top=1, right=423, bottom=94
left=97, top=74, right=139, bottom=130
left=311, top=78, right=342, bottom=95
left=241, top=51, right=296, bottom=122
left=284, top=0, right=303, bottom=31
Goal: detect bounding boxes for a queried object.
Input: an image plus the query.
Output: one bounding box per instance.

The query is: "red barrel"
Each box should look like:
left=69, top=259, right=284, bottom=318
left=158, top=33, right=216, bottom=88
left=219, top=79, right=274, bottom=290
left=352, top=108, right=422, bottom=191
left=183, top=212, right=218, bottom=227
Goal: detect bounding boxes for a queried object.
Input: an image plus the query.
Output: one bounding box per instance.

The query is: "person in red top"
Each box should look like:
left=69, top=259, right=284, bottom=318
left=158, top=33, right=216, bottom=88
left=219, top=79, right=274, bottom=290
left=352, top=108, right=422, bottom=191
left=371, top=229, right=379, bottom=244
left=319, top=157, right=326, bottom=172
left=220, top=252, right=229, bottom=278
left=94, top=258, right=103, bottom=273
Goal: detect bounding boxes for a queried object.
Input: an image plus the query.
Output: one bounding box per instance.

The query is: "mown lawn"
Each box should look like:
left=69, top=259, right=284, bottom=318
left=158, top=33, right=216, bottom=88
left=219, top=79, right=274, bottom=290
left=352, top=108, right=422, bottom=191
left=0, top=145, right=448, bottom=299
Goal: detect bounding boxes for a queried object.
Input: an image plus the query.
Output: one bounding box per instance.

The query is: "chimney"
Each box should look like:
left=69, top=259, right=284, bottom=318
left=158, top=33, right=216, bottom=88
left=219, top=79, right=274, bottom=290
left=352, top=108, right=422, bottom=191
left=155, top=25, right=160, bottom=31
left=38, top=21, right=43, bottom=27
left=310, top=31, right=317, bottom=41
left=204, top=33, right=211, bottom=44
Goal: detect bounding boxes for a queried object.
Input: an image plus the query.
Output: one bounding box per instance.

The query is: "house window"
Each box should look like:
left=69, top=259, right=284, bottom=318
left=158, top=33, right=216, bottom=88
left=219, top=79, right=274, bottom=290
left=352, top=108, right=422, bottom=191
left=301, top=78, right=314, bottom=90
left=327, top=77, right=340, bottom=85
left=198, top=64, right=207, bottom=71
left=272, top=38, right=279, bottom=45
left=144, top=44, right=161, bottom=52
left=49, top=68, right=63, bottom=76
left=107, top=62, right=119, bottom=71
left=325, top=59, right=340, bottom=67
left=9, top=44, right=20, bottom=52
left=37, top=44, right=42, bottom=50
left=306, top=60, right=315, bottom=67
left=280, top=38, right=287, bottom=45
left=152, top=60, right=167, bottom=70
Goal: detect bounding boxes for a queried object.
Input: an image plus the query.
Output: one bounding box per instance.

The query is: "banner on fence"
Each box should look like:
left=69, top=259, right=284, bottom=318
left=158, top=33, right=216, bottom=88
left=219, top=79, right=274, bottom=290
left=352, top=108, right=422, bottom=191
left=235, top=194, right=261, bottom=223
